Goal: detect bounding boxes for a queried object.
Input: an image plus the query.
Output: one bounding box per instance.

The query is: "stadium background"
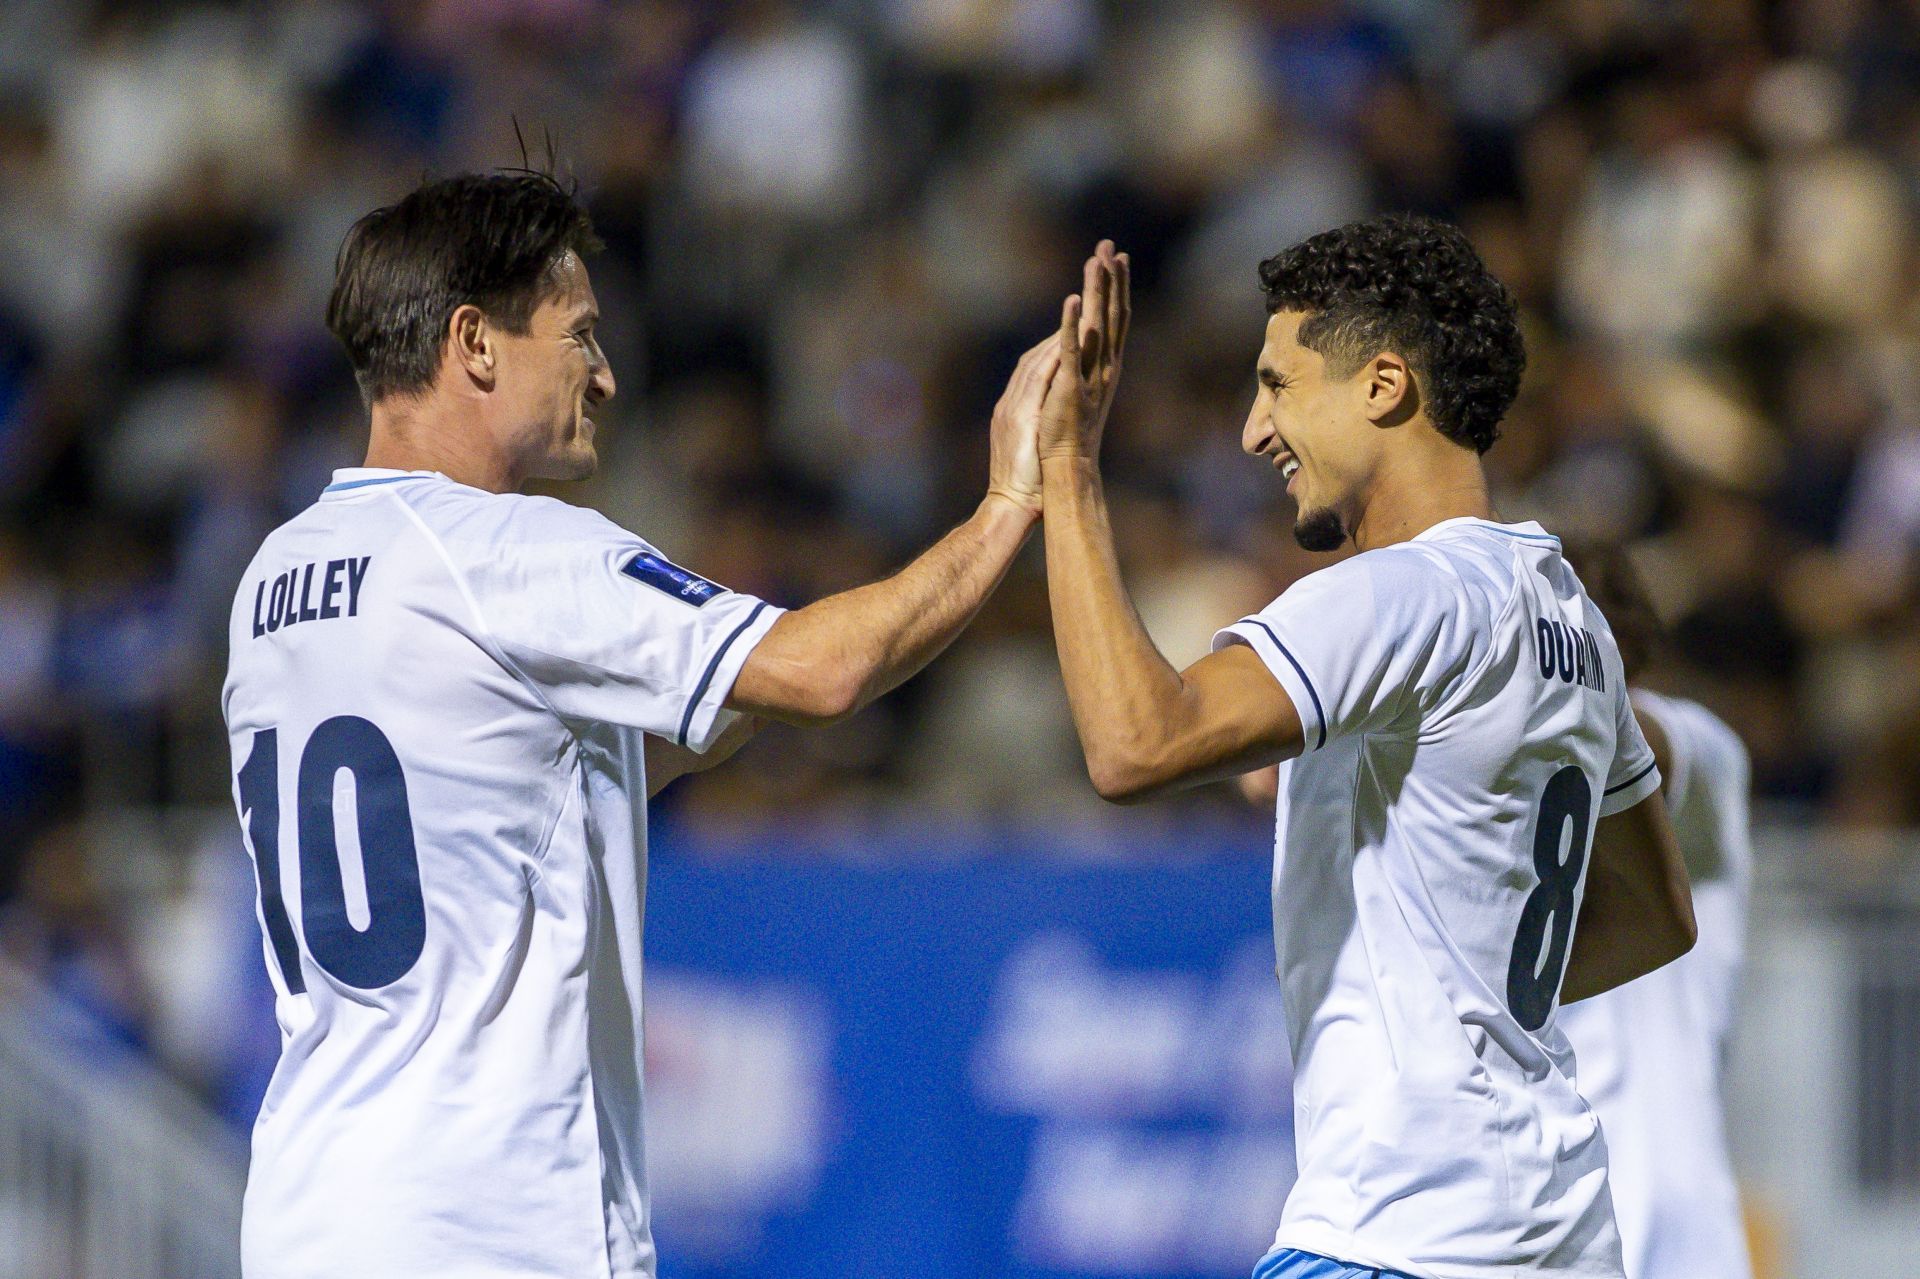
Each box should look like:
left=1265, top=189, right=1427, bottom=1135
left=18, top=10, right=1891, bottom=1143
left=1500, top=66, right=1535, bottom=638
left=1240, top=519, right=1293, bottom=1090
left=0, top=0, right=1917, bottom=1275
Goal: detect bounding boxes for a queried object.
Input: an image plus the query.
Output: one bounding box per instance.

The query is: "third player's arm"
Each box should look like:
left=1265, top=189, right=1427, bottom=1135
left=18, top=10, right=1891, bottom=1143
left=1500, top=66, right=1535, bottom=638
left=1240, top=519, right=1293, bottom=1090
left=726, top=337, right=1057, bottom=728
left=1562, top=789, right=1697, bottom=1002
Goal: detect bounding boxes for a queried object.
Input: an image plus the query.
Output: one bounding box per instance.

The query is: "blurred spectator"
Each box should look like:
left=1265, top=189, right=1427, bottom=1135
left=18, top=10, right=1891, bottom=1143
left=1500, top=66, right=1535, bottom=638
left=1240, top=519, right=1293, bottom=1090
left=681, top=1, right=867, bottom=223
left=0, top=819, right=152, bottom=1050
left=1560, top=67, right=1760, bottom=350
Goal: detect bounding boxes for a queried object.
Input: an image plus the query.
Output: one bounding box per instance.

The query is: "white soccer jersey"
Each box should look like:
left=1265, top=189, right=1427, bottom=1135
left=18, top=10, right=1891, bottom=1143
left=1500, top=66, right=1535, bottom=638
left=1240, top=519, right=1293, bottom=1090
left=221, top=468, right=783, bottom=1279
left=1559, top=691, right=1754, bottom=1279
left=1213, top=517, right=1661, bottom=1279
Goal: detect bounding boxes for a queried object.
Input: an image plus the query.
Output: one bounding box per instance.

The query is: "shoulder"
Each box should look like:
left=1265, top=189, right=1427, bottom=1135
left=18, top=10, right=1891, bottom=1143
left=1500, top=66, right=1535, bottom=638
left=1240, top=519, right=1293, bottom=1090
left=395, top=483, right=647, bottom=555
left=1277, top=541, right=1465, bottom=609
left=383, top=486, right=680, bottom=623
left=1277, top=539, right=1507, bottom=643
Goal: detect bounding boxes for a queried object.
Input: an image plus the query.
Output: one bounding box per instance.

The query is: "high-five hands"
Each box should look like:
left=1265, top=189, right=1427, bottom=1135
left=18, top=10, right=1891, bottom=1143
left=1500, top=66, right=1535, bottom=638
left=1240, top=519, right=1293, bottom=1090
left=985, top=332, right=1061, bottom=518
left=1039, top=240, right=1130, bottom=462
left=985, top=239, right=1128, bottom=517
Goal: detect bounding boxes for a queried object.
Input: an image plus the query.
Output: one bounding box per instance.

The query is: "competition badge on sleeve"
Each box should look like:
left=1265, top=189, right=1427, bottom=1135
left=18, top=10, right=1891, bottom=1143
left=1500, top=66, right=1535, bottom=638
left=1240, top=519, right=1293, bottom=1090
left=620, top=551, right=725, bottom=607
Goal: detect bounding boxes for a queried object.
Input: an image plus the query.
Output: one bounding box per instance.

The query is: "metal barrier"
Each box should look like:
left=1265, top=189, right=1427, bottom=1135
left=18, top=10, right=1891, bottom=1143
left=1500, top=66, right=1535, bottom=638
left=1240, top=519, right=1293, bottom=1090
left=1727, top=829, right=1920, bottom=1278
left=0, top=965, right=244, bottom=1279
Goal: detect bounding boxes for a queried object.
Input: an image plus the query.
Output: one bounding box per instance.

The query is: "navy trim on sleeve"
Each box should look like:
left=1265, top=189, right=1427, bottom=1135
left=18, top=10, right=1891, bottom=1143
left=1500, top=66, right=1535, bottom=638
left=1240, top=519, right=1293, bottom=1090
left=1244, top=619, right=1327, bottom=750
left=675, top=601, right=769, bottom=748
left=1604, top=758, right=1659, bottom=796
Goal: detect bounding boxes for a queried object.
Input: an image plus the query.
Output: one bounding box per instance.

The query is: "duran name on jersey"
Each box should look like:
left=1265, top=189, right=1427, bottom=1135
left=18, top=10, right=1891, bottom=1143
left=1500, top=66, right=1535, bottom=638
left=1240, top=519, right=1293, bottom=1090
left=1213, top=518, right=1661, bottom=1279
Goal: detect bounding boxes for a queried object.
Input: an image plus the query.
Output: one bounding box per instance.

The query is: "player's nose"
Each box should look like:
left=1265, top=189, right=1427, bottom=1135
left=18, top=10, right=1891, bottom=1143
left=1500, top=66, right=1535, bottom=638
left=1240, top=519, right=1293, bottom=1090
left=1242, top=404, right=1274, bottom=458
left=587, top=356, right=615, bottom=405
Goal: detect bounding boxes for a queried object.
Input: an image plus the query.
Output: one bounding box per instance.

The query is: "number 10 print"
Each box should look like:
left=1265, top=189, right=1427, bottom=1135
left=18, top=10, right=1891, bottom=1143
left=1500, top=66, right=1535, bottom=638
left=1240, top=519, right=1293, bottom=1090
left=236, top=717, right=426, bottom=993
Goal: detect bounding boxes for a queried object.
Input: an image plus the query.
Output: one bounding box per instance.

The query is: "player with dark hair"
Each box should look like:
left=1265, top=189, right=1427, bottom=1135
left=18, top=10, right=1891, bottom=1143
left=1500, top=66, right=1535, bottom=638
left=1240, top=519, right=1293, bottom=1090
left=1557, top=543, right=1756, bottom=1279
left=223, top=170, right=1058, bottom=1278
left=1250, top=214, right=1526, bottom=550
left=323, top=173, right=598, bottom=398
left=1027, top=220, right=1697, bottom=1278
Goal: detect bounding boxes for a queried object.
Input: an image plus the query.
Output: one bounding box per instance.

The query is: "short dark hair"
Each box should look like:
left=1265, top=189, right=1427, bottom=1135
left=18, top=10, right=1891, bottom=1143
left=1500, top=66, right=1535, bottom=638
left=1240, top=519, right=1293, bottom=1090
left=1563, top=540, right=1663, bottom=681
left=326, top=172, right=602, bottom=404
left=1258, top=214, right=1525, bottom=454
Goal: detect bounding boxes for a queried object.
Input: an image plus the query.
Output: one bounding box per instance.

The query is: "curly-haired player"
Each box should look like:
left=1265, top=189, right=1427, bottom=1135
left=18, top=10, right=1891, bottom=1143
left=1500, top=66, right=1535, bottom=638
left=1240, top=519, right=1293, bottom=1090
left=1254, top=215, right=1524, bottom=549
left=1026, top=220, right=1698, bottom=1279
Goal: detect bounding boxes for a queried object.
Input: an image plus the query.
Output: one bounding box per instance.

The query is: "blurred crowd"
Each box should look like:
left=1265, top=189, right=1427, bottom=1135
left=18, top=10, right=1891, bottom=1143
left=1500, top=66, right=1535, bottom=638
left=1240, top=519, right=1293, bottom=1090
left=5, top=0, right=1920, bottom=1094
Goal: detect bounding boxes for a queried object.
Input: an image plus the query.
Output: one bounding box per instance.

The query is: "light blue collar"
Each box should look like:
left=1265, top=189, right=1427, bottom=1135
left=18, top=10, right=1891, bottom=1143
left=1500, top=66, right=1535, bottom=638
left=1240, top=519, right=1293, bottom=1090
left=321, top=468, right=441, bottom=495
left=1415, top=516, right=1560, bottom=545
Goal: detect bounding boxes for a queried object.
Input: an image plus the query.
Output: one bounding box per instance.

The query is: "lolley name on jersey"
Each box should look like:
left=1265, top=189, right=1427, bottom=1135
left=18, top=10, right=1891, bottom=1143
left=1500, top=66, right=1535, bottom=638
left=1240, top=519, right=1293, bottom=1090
left=249, top=556, right=373, bottom=636
left=224, top=468, right=783, bottom=1279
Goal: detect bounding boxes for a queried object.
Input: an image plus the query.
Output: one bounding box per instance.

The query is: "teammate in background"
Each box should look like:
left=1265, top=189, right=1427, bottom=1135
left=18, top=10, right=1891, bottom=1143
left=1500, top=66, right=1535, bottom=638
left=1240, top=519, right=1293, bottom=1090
left=1028, top=221, right=1695, bottom=1279
left=222, top=171, right=1057, bottom=1279
left=1557, top=543, right=1756, bottom=1279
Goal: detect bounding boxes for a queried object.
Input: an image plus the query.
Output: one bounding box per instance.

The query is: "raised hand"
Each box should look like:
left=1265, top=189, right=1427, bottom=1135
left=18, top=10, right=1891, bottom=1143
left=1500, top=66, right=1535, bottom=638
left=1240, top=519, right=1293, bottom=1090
left=985, top=332, right=1061, bottom=517
left=1039, top=240, right=1130, bottom=462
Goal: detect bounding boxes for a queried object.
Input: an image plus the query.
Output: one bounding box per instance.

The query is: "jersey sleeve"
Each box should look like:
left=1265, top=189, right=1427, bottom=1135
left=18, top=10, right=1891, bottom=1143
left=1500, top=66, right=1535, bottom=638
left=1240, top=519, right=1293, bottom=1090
left=459, top=505, right=783, bottom=751
left=1209, top=548, right=1481, bottom=752
left=1599, top=680, right=1662, bottom=815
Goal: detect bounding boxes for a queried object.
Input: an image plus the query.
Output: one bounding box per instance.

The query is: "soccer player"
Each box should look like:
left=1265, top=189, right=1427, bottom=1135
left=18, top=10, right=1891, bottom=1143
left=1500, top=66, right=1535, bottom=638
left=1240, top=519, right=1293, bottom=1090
left=1029, top=221, right=1697, bottom=1278
left=1557, top=544, right=1756, bottom=1279
left=221, top=171, right=1056, bottom=1278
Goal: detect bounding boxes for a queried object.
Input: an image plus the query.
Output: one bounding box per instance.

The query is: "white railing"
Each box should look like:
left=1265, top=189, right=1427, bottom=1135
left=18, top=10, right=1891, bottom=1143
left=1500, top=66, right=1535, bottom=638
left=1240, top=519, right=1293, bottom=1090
left=0, top=965, right=245, bottom=1279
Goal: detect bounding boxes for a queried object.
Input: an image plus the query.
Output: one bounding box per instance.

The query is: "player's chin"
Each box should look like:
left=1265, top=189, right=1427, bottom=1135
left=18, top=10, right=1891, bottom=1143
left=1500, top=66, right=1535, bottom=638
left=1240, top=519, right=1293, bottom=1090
left=543, top=440, right=599, bottom=482
left=1292, top=506, right=1346, bottom=552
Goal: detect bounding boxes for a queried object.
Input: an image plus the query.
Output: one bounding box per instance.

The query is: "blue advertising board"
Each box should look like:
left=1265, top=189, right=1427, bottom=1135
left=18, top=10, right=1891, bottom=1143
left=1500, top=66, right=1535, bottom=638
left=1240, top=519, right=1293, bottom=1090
left=642, top=832, right=1294, bottom=1279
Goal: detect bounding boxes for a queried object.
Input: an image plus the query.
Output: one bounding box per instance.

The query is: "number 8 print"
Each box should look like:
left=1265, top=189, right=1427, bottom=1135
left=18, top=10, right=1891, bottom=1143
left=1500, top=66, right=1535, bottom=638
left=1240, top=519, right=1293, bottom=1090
left=1506, top=765, right=1594, bottom=1031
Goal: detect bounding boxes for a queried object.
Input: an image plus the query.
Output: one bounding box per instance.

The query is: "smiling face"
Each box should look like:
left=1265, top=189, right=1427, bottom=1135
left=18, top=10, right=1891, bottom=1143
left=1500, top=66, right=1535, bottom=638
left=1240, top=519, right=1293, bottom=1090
left=488, top=250, right=615, bottom=482
left=1242, top=309, right=1394, bottom=551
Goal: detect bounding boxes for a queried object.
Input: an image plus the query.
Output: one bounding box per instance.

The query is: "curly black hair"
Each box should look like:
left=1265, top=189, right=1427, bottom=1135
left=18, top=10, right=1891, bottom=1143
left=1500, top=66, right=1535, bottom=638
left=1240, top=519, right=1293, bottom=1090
left=1258, top=214, right=1525, bottom=454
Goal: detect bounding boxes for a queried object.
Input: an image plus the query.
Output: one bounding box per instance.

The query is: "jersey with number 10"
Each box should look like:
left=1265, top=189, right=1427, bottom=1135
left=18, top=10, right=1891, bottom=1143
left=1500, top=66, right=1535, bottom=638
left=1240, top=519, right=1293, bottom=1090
left=222, top=468, right=782, bottom=1279
left=1214, top=518, right=1661, bottom=1279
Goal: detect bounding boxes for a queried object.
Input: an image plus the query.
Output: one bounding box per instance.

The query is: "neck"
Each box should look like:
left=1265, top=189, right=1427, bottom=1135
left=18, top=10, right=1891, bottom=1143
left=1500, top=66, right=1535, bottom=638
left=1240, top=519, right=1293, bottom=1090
left=1347, top=437, right=1495, bottom=552
left=363, top=391, right=519, bottom=494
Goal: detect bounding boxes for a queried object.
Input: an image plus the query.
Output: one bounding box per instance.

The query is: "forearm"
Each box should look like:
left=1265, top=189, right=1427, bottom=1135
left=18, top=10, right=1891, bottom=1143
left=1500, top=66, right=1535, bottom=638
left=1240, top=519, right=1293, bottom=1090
left=1562, top=798, right=1697, bottom=1002
left=1040, top=456, right=1193, bottom=796
left=733, top=495, right=1036, bottom=725
left=1562, top=887, right=1694, bottom=1002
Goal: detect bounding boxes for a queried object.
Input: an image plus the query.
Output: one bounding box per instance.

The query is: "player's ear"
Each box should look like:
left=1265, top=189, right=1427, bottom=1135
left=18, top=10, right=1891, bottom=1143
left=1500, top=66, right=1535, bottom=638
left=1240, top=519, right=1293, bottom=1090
left=448, top=304, right=495, bottom=390
left=1362, top=351, right=1414, bottom=426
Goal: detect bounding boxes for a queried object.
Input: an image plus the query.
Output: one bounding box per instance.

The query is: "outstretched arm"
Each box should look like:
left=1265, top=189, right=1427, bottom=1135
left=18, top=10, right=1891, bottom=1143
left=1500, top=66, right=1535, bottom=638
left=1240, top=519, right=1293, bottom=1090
left=726, top=338, right=1057, bottom=727
left=1037, top=243, right=1306, bottom=801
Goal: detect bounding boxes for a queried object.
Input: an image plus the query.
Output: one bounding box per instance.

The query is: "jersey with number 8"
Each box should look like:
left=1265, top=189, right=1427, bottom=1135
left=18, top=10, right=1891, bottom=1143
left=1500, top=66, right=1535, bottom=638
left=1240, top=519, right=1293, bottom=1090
left=222, top=468, right=783, bottom=1279
left=1214, top=518, right=1660, bottom=1279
